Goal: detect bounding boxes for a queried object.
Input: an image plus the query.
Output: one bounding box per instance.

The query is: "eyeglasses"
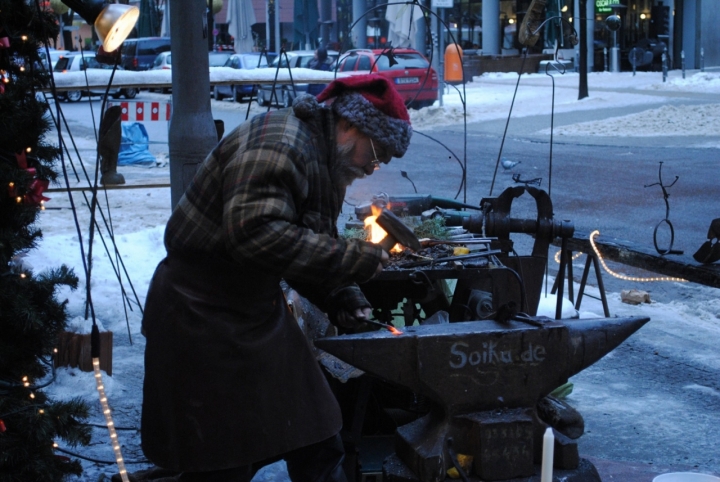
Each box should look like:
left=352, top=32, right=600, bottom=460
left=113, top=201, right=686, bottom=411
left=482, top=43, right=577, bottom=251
left=369, top=139, right=381, bottom=171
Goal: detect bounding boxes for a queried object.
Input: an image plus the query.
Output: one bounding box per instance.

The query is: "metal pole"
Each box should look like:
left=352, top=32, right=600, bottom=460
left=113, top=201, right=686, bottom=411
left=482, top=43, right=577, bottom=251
left=275, top=0, right=281, bottom=52
left=603, top=47, right=608, bottom=72
left=681, top=50, right=685, bottom=79
left=700, top=47, right=704, bottom=72
left=169, top=0, right=218, bottom=209
left=662, top=51, right=667, bottom=82
left=352, top=0, right=367, bottom=48
left=439, top=8, right=445, bottom=107
left=266, top=0, right=271, bottom=50
left=577, top=0, right=588, bottom=100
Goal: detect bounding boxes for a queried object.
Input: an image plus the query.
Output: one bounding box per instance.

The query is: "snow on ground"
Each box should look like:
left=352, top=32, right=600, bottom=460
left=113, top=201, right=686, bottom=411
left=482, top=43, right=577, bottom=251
left=28, top=69, right=720, bottom=480
left=410, top=70, right=720, bottom=139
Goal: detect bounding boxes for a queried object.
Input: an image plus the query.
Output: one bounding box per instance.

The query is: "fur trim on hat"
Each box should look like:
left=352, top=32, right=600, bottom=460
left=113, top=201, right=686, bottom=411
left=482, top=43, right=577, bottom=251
left=330, top=92, right=412, bottom=158
left=292, top=93, right=322, bottom=119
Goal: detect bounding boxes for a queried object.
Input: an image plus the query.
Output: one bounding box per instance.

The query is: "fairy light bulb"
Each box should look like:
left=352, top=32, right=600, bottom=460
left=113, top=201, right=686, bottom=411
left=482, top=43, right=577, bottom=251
left=25, top=147, right=31, bottom=153
left=553, top=249, right=583, bottom=264
left=92, top=358, right=129, bottom=482
left=15, top=196, right=22, bottom=203
left=29, top=392, right=35, bottom=399
left=9, top=182, right=14, bottom=188
left=38, top=409, right=44, bottom=414
left=19, top=66, right=25, bottom=72
left=20, top=273, right=26, bottom=278
left=22, top=376, right=29, bottom=387
left=21, top=35, right=27, bottom=41
left=589, top=230, right=687, bottom=283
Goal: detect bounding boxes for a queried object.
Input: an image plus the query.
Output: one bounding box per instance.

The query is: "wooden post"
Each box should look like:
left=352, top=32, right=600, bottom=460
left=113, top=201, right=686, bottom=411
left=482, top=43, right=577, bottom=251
left=55, top=331, right=113, bottom=376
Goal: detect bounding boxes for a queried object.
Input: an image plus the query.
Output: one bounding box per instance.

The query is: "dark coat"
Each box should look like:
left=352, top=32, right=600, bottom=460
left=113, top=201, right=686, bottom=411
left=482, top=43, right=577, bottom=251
left=141, top=102, right=382, bottom=472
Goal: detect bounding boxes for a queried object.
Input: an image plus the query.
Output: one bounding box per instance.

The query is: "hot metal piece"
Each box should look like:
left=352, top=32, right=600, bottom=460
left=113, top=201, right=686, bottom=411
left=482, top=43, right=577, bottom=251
left=376, top=209, right=422, bottom=252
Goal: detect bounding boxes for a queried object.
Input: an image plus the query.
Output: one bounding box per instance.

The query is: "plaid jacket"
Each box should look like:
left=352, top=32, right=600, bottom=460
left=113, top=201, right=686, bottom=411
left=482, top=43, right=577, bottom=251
left=164, top=105, right=381, bottom=309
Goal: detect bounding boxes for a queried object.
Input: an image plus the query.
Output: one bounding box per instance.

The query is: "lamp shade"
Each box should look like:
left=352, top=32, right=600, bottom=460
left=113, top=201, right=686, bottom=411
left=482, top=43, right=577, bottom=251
left=60, top=0, right=139, bottom=52
left=95, top=4, right=140, bottom=52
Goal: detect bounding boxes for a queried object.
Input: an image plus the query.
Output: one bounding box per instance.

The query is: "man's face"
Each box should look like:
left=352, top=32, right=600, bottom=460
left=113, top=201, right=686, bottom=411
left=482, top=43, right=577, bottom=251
left=332, top=124, right=391, bottom=188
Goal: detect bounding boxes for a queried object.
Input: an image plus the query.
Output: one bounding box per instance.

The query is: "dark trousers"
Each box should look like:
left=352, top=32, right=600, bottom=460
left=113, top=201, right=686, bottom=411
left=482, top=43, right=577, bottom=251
left=178, top=434, right=348, bottom=482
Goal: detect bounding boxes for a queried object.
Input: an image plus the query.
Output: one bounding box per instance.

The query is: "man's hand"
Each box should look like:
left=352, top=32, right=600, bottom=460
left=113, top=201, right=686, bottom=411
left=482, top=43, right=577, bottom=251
left=374, top=250, right=390, bottom=276
left=334, top=307, right=373, bottom=329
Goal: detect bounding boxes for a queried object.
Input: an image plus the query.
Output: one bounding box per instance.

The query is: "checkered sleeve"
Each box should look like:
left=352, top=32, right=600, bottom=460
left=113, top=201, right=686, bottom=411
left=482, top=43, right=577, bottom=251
left=221, top=140, right=382, bottom=289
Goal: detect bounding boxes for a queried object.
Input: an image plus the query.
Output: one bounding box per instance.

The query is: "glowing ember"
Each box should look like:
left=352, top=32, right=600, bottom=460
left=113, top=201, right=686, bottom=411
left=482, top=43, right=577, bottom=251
left=388, top=326, right=403, bottom=336
left=364, top=205, right=402, bottom=252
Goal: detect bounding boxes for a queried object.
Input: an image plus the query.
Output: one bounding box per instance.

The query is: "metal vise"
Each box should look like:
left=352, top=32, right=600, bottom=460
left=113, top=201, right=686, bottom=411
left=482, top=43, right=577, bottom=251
left=316, top=315, right=649, bottom=481
left=463, top=186, right=575, bottom=258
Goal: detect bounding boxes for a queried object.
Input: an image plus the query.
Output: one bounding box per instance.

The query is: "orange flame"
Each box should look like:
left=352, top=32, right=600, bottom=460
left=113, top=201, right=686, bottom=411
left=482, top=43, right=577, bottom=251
left=364, top=205, right=402, bottom=252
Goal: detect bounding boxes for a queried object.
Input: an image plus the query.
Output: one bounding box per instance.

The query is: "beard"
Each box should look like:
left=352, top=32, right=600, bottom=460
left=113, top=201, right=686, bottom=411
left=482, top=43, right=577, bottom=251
left=331, top=139, right=366, bottom=188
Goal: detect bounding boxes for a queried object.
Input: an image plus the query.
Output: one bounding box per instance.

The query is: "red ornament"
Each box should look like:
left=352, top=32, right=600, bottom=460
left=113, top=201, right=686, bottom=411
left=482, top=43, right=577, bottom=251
left=0, top=37, right=9, bottom=48
left=0, top=419, right=6, bottom=432
left=0, top=83, right=4, bottom=95
left=26, top=179, right=50, bottom=204
left=15, top=151, right=27, bottom=169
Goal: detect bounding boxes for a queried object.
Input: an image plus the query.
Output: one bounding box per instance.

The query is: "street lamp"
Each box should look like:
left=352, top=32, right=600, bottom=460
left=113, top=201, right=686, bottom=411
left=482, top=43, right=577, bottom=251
left=60, top=0, right=139, bottom=52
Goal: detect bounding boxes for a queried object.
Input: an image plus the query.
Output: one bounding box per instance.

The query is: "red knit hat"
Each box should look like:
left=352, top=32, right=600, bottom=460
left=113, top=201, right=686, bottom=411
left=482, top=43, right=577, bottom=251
left=317, top=74, right=412, bottom=158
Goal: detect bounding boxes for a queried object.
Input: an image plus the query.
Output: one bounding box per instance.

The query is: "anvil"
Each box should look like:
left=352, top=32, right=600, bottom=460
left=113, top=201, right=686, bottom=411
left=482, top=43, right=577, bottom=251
left=315, top=316, right=649, bottom=481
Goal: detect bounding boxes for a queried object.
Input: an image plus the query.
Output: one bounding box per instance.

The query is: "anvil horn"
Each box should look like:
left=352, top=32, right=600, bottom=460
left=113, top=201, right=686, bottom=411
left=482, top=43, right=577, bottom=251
left=564, top=317, right=650, bottom=375
left=315, top=316, right=649, bottom=414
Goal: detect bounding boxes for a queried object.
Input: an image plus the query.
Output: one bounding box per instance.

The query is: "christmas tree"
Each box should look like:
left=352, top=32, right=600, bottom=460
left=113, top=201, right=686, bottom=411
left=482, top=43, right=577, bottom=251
left=0, top=0, right=91, bottom=480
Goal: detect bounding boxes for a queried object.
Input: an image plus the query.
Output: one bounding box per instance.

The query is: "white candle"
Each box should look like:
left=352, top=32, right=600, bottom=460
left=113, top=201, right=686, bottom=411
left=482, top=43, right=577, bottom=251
left=540, top=427, right=555, bottom=482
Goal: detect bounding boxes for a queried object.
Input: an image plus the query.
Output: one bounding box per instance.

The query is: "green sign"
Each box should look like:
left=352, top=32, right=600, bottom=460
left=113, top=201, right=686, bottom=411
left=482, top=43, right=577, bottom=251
left=596, top=0, right=613, bottom=14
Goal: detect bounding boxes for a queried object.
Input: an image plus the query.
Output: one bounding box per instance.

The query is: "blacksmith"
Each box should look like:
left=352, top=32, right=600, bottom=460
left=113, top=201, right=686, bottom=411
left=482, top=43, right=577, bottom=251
left=141, top=75, right=412, bottom=481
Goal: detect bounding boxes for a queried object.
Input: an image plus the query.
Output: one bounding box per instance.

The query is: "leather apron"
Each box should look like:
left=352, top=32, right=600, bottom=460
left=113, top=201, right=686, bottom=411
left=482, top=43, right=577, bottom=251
left=141, top=253, right=342, bottom=472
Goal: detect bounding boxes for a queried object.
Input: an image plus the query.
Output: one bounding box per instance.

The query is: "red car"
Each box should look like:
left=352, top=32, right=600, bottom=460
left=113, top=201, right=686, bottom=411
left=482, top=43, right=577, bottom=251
left=333, top=48, right=438, bottom=109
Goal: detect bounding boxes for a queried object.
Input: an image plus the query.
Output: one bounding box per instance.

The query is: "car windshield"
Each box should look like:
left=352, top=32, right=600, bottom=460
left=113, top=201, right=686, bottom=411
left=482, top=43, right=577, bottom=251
left=138, top=39, right=171, bottom=56
left=271, top=54, right=296, bottom=68
left=54, top=56, right=71, bottom=71
left=240, top=54, right=267, bottom=69
left=375, top=53, right=430, bottom=71
left=209, top=52, right=232, bottom=67
left=84, top=57, right=113, bottom=70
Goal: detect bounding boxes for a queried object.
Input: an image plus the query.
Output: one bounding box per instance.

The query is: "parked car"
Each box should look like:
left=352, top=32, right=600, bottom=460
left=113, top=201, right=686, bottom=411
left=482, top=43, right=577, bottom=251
left=53, top=52, right=139, bottom=102
left=37, top=48, right=70, bottom=71
left=333, top=48, right=438, bottom=108
left=209, top=50, right=234, bottom=67
left=150, top=51, right=172, bottom=70
left=213, top=53, right=268, bottom=102
left=256, top=49, right=338, bottom=107
left=120, top=37, right=171, bottom=71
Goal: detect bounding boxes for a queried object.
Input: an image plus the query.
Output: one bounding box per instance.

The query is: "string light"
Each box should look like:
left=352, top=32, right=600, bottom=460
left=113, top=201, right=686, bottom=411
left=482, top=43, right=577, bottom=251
left=38, top=409, right=44, bottom=414
left=21, top=35, right=27, bottom=41
left=589, top=230, right=687, bottom=283
left=15, top=196, right=22, bottom=203
left=22, top=376, right=29, bottom=387
left=25, top=147, right=31, bottom=153
left=553, top=249, right=583, bottom=264
left=20, top=273, right=26, bottom=278
left=93, top=358, right=129, bottom=482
